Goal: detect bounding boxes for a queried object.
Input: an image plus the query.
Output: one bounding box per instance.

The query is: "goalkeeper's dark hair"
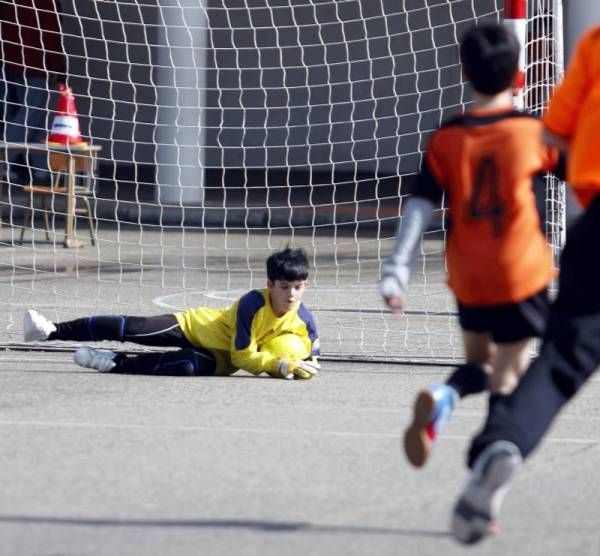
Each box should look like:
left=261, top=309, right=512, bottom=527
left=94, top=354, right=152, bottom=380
left=460, top=22, right=520, bottom=95
left=267, top=247, right=309, bottom=282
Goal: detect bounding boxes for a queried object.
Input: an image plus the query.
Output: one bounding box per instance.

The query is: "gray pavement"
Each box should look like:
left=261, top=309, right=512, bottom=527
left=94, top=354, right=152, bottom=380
left=0, top=226, right=462, bottom=364
left=0, top=352, right=599, bottom=555
left=1, top=227, right=598, bottom=555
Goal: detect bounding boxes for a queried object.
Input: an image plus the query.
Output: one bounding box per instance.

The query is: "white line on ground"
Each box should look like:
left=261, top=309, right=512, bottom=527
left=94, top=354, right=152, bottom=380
left=0, top=419, right=596, bottom=445
left=152, top=290, right=243, bottom=310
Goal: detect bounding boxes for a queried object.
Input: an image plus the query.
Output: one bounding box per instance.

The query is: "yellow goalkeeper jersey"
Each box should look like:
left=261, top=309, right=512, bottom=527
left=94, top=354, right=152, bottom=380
left=175, top=288, right=320, bottom=376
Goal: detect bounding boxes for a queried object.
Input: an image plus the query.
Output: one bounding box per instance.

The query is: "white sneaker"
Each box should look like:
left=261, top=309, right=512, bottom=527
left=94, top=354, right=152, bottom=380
left=74, top=346, right=117, bottom=373
left=23, top=309, right=57, bottom=342
left=451, top=440, right=522, bottom=545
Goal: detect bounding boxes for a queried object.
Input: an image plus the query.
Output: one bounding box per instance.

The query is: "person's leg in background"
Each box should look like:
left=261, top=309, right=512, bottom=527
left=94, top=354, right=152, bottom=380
left=23, top=74, right=54, bottom=185
left=0, top=72, right=25, bottom=183
left=3, top=74, right=29, bottom=184
left=3, top=73, right=53, bottom=185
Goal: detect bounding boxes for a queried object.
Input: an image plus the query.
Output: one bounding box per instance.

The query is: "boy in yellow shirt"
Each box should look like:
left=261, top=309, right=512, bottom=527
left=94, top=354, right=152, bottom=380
left=23, top=247, right=320, bottom=379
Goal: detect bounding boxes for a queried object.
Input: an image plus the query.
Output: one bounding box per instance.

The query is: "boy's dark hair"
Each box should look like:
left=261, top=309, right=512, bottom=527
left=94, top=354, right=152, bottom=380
left=266, top=247, right=309, bottom=282
left=460, top=22, right=520, bottom=95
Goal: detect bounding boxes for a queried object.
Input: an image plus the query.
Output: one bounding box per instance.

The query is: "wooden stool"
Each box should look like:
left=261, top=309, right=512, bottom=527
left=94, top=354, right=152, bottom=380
left=20, top=151, right=96, bottom=246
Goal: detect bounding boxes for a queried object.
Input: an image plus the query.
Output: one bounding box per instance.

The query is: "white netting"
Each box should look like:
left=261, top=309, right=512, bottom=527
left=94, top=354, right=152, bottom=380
left=0, top=0, right=563, bottom=363
left=527, top=0, right=566, bottom=256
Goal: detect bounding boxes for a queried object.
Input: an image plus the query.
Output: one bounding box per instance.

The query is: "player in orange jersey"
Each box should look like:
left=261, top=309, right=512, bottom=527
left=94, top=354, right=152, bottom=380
left=452, top=24, right=600, bottom=544
left=380, top=23, right=565, bottom=469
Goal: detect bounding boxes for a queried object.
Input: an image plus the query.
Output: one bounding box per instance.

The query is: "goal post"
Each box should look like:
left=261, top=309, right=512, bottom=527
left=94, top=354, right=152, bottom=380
left=0, top=1, right=565, bottom=365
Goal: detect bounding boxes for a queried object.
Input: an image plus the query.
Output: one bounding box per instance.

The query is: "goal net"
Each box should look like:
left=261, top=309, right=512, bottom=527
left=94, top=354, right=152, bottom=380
left=0, top=0, right=564, bottom=364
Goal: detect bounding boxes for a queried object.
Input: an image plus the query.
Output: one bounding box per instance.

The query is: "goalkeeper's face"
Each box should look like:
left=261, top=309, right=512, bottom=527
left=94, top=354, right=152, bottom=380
left=267, top=279, right=307, bottom=317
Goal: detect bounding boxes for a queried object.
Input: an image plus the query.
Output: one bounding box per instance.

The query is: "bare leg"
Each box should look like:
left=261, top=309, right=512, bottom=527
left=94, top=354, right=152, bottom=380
left=489, top=338, right=533, bottom=395
left=463, top=330, right=495, bottom=368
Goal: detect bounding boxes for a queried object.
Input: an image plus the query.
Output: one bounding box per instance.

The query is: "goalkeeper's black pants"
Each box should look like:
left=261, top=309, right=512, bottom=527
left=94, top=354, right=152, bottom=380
left=49, top=313, right=216, bottom=376
left=468, top=195, right=600, bottom=465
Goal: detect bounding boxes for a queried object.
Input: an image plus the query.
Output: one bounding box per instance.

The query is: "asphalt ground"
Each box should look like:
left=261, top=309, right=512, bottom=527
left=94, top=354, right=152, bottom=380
left=0, top=226, right=598, bottom=555
left=0, top=353, right=599, bottom=555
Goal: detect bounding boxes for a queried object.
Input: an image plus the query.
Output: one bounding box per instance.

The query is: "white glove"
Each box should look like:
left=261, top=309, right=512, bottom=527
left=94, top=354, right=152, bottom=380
left=279, top=358, right=321, bottom=380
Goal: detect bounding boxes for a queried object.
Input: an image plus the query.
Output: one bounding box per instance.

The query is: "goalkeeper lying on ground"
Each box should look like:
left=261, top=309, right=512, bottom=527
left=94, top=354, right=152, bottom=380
left=23, top=247, right=321, bottom=379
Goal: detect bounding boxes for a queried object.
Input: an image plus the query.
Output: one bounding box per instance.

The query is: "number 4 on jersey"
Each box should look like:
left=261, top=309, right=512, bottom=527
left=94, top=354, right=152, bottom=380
left=468, top=155, right=505, bottom=237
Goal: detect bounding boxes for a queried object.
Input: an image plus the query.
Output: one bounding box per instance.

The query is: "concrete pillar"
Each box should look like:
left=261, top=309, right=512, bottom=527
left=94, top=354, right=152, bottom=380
left=156, top=0, right=206, bottom=205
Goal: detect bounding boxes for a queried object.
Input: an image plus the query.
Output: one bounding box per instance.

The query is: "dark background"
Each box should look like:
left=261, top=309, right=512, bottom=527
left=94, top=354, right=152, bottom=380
left=59, top=0, right=501, bottom=211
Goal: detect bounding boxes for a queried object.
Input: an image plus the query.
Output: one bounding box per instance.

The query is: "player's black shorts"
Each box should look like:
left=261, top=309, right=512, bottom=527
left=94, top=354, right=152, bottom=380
left=457, top=289, right=550, bottom=343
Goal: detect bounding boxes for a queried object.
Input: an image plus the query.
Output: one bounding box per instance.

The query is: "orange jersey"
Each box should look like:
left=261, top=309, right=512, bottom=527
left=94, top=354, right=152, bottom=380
left=543, top=25, right=600, bottom=206
left=417, top=108, right=562, bottom=306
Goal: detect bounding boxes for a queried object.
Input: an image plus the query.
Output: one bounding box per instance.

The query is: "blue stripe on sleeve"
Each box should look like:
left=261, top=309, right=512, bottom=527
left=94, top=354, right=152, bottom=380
left=297, top=303, right=320, bottom=356
left=234, top=290, right=265, bottom=350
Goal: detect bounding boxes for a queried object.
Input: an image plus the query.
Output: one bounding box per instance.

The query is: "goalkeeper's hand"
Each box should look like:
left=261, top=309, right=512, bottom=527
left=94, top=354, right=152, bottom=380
left=278, top=358, right=320, bottom=380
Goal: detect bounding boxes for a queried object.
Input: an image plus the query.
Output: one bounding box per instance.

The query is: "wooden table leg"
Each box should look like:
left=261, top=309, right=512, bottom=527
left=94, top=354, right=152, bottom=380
left=63, top=154, right=83, bottom=248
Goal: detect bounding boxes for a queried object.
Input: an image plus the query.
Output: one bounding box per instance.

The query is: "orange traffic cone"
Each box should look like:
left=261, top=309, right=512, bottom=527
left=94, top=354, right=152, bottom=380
left=47, top=84, right=87, bottom=145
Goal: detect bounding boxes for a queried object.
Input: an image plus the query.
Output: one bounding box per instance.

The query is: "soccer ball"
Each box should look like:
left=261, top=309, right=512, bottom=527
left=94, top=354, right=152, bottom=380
left=260, top=333, right=311, bottom=360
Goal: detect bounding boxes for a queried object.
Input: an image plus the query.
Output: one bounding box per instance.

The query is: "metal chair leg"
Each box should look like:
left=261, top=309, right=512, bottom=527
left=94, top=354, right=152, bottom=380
left=19, top=190, right=34, bottom=245
left=81, top=196, right=96, bottom=246
left=41, top=194, right=51, bottom=241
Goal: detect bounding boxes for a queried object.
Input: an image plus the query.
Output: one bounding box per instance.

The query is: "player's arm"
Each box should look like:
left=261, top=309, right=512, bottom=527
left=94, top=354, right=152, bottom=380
left=230, top=339, right=278, bottom=376
left=231, top=335, right=319, bottom=380
left=230, top=295, right=319, bottom=379
left=380, top=147, right=444, bottom=314
left=544, top=126, right=594, bottom=208
left=229, top=291, right=279, bottom=376
left=230, top=299, right=280, bottom=376
left=543, top=28, right=594, bottom=143
left=284, top=305, right=322, bottom=378
left=264, top=307, right=321, bottom=380
left=541, top=146, right=567, bottom=181
left=543, top=29, right=597, bottom=206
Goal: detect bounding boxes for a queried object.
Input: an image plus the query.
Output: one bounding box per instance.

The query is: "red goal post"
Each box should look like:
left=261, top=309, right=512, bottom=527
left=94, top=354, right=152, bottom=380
left=504, top=0, right=566, bottom=265
left=504, top=0, right=528, bottom=108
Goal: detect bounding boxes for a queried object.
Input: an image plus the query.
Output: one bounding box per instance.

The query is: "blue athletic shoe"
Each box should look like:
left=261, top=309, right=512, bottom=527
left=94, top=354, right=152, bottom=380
left=451, top=440, right=522, bottom=544
left=404, top=384, right=456, bottom=467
